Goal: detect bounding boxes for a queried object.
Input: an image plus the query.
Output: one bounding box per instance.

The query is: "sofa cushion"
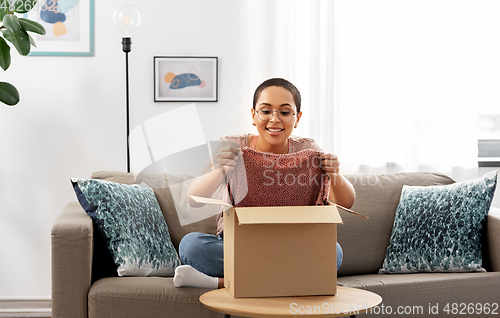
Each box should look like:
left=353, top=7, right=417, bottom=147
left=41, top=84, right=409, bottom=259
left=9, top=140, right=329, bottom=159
left=72, top=178, right=181, bottom=276
left=380, top=171, right=498, bottom=273
left=338, top=272, right=500, bottom=316
left=89, top=172, right=140, bottom=281
left=88, top=277, right=221, bottom=318
left=337, top=173, right=455, bottom=277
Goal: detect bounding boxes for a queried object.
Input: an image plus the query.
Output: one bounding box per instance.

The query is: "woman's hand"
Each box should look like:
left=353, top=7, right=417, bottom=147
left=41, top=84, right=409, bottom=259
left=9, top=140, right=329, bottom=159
left=214, top=146, right=241, bottom=172
left=320, top=153, right=341, bottom=176
left=188, top=145, right=240, bottom=207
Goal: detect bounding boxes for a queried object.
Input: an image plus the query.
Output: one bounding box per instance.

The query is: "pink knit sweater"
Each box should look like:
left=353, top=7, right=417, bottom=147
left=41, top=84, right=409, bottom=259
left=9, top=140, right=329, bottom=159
left=228, top=147, right=330, bottom=208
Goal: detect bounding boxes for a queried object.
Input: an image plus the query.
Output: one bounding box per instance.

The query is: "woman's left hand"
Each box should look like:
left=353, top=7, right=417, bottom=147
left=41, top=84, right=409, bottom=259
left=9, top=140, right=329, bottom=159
left=320, top=153, right=356, bottom=208
left=320, top=153, right=341, bottom=175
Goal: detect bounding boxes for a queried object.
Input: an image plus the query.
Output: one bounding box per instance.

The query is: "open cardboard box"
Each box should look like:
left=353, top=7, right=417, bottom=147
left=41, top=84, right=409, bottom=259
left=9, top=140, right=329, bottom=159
left=191, top=195, right=344, bottom=298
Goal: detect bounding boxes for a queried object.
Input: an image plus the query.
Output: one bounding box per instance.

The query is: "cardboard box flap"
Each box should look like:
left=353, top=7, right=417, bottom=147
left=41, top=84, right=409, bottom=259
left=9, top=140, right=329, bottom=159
left=235, top=205, right=342, bottom=225
left=329, top=201, right=369, bottom=219
left=190, top=195, right=233, bottom=208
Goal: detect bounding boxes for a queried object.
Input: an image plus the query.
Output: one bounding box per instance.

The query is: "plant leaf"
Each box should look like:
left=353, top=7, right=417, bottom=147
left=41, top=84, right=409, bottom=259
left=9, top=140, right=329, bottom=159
left=0, top=81, right=19, bottom=106
left=13, top=0, right=38, bottom=14
left=0, top=36, right=11, bottom=70
left=19, top=17, right=45, bottom=35
left=28, top=33, right=35, bottom=47
left=0, top=8, right=7, bottom=20
left=2, top=28, right=30, bottom=55
left=3, top=14, right=21, bottom=32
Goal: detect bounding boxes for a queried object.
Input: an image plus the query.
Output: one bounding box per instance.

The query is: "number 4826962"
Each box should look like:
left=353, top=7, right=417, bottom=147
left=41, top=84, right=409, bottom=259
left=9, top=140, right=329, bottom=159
left=0, top=0, right=59, bottom=13
left=443, top=303, right=498, bottom=315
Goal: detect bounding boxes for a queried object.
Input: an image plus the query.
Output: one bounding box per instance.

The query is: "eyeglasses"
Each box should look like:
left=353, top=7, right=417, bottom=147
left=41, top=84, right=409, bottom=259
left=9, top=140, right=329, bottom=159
left=255, top=108, right=296, bottom=123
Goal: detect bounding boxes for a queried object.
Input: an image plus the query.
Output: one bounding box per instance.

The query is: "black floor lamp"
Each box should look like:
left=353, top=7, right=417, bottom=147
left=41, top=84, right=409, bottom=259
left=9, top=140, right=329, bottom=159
left=113, top=4, right=142, bottom=173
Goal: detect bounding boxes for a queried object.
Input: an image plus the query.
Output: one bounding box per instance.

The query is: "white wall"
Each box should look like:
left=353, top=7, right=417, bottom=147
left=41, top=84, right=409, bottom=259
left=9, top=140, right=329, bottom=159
left=0, top=0, right=247, bottom=298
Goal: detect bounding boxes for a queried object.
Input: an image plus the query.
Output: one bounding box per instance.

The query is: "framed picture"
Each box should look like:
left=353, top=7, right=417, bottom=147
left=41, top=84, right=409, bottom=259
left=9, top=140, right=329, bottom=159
left=154, top=56, right=218, bottom=102
left=25, top=0, right=94, bottom=56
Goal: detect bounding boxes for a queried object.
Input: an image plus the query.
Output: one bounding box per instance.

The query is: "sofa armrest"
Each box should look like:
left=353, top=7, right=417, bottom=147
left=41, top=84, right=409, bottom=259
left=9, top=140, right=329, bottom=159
left=51, top=202, right=93, bottom=318
left=486, top=207, right=500, bottom=272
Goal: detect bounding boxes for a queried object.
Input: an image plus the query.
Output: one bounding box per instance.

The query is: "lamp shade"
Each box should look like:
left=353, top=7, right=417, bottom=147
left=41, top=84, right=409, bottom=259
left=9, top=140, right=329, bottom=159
left=113, top=4, right=142, bottom=37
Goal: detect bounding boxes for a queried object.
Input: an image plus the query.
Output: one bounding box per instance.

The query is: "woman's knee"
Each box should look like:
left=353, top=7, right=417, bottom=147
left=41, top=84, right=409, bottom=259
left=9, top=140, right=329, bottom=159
left=178, top=232, right=204, bottom=259
left=179, top=232, right=223, bottom=261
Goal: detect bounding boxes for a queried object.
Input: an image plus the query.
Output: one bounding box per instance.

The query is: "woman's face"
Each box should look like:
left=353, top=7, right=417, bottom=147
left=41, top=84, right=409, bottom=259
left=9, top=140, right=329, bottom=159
left=252, top=86, right=302, bottom=150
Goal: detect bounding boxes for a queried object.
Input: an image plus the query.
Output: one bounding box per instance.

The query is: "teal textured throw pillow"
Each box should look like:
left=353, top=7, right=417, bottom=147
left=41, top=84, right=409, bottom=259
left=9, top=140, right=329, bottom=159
left=380, top=170, right=497, bottom=274
left=72, top=178, right=181, bottom=276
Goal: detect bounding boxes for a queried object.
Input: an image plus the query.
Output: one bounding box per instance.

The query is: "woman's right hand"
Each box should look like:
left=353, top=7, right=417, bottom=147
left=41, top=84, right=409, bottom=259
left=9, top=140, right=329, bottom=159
left=188, top=145, right=241, bottom=207
left=214, top=146, right=240, bottom=173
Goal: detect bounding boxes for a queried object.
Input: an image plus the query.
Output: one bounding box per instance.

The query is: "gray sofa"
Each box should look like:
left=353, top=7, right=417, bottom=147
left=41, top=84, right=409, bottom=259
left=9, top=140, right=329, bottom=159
left=52, top=171, right=500, bottom=318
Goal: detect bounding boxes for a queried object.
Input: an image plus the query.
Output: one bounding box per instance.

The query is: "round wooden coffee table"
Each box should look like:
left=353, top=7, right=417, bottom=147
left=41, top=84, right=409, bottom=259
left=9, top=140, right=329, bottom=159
left=200, top=286, right=382, bottom=318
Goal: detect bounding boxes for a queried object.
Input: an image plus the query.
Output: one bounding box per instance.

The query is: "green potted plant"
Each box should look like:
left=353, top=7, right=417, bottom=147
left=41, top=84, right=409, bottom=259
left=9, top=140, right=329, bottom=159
left=0, top=0, right=45, bottom=106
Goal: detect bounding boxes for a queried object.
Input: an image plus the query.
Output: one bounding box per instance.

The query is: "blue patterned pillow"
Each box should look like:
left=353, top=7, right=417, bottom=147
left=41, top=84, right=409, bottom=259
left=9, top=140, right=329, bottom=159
left=72, top=178, right=181, bottom=276
left=380, top=170, right=498, bottom=274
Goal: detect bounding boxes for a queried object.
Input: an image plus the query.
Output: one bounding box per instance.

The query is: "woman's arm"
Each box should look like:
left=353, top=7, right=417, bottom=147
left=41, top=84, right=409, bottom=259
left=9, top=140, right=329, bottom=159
left=187, top=168, right=225, bottom=207
left=320, top=153, right=355, bottom=208
left=328, top=173, right=355, bottom=208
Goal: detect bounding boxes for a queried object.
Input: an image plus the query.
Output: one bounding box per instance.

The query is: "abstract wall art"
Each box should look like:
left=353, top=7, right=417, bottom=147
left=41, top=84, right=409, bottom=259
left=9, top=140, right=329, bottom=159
left=25, top=0, right=94, bottom=56
left=154, top=56, right=218, bottom=102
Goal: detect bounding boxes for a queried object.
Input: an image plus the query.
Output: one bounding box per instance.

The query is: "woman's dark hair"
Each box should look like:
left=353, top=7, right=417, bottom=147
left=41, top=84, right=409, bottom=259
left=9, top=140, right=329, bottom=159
left=253, top=78, right=301, bottom=112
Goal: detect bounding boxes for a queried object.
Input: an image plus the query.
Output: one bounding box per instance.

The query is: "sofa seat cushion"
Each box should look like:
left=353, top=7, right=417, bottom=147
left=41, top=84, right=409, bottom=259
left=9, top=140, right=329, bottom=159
left=338, top=272, right=500, bottom=317
left=88, top=277, right=222, bottom=318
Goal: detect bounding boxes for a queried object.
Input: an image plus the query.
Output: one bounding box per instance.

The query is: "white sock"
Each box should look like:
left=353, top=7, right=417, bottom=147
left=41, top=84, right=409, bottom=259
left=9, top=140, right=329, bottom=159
left=173, top=265, right=218, bottom=289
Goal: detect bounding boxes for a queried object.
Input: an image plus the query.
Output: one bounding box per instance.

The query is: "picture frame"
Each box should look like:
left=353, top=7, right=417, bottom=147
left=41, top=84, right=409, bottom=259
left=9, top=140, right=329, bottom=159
left=154, top=56, right=218, bottom=102
left=25, top=0, right=95, bottom=56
